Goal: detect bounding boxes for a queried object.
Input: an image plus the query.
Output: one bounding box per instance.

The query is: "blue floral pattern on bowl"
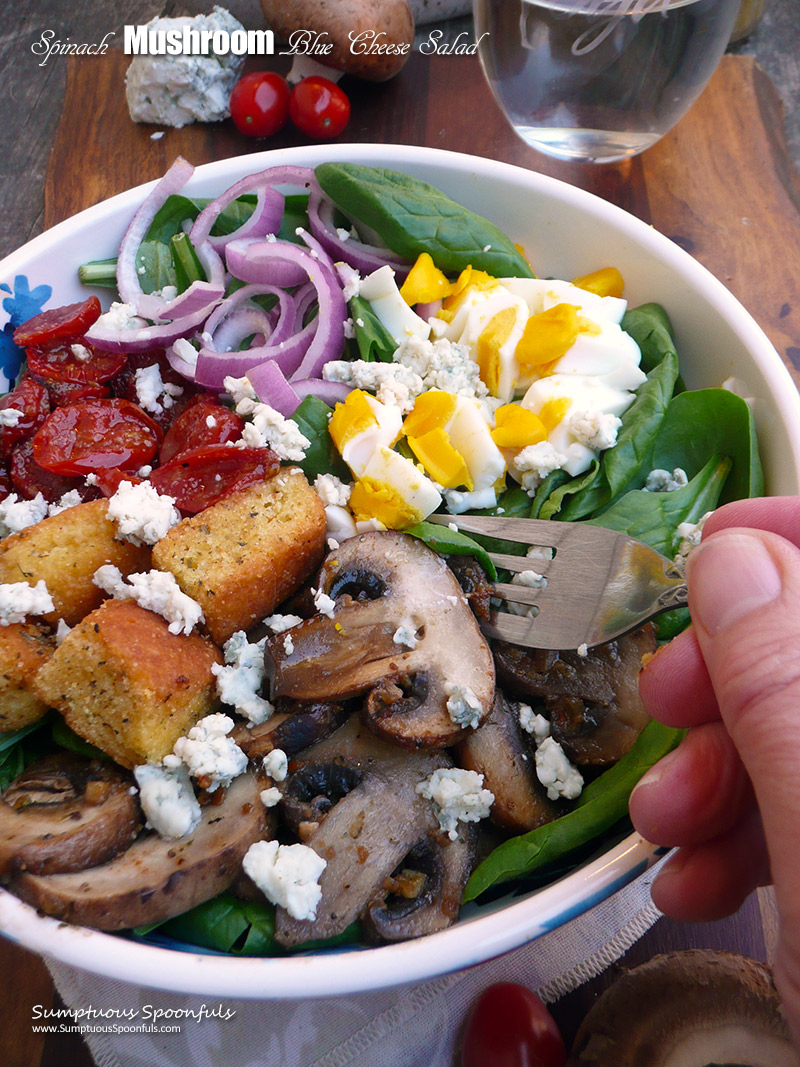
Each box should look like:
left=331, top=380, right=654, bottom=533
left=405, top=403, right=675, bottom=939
left=0, top=275, right=52, bottom=391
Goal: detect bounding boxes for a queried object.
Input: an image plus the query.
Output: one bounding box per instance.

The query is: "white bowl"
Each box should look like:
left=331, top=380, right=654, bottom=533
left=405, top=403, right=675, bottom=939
left=1, top=144, right=799, bottom=998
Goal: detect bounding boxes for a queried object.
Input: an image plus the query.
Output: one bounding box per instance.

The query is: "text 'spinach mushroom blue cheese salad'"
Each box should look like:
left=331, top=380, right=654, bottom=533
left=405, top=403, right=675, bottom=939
left=0, top=160, right=763, bottom=954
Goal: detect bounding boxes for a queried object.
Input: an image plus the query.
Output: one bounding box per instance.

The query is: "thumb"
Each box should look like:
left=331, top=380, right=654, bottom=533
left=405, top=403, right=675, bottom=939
left=687, top=527, right=800, bottom=998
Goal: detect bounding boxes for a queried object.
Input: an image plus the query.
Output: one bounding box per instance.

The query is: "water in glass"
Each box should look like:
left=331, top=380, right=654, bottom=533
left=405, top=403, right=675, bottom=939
left=473, top=0, right=740, bottom=163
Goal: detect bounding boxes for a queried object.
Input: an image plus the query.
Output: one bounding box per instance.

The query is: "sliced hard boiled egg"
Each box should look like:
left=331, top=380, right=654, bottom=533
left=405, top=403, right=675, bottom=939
left=349, top=446, right=441, bottom=529
left=328, top=389, right=403, bottom=478
left=359, top=265, right=430, bottom=344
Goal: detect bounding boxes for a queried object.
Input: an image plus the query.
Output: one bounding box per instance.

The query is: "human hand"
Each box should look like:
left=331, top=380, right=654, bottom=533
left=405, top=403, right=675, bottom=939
left=629, top=496, right=800, bottom=1041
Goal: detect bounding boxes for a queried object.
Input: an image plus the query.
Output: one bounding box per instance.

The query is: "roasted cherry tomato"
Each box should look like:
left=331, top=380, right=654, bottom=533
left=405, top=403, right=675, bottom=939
left=26, top=340, right=127, bottom=385
left=12, top=296, right=101, bottom=349
left=0, top=379, right=50, bottom=460
left=92, top=467, right=144, bottom=498
left=461, top=983, right=566, bottom=1067
left=0, top=464, right=13, bottom=503
left=34, top=378, right=111, bottom=408
left=229, top=71, right=290, bottom=138
left=159, top=398, right=244, bottom=464
left=289, top=76, right=350, bottom=139
left=32, top=398, right=162, bottom=477
left=149, top=443, right=279, bottom=513
left=109, top=349, right=199, bottom=432
left=9, top=439, right=98, bottom=504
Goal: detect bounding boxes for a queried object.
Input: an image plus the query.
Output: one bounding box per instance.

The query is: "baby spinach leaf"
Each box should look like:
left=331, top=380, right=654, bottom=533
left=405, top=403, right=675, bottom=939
left=51, top=718, right=109, bottom=761
left=621, top=302, right=677, bottom=374
left=278, top=193, right=311, bottom=244
left=144, top=895, right=257, bottom=953
left=316, top=163, right=534, bottom=279
left=348, top=295, right=397, bottom=363
left=585, top=453, right=732, bottom=557
left=406, top=520, right=498, bottom=580
left=549, top=351, right=681, bottom=522
left=529, top=469, right=571, bottom=519
left=135, top=240, right=176, bottom=296
left=290, top=395, right=350, bottom=484
left=464, top=720, right=683, bottom=900
left=652, top=388, right=764, bottom=504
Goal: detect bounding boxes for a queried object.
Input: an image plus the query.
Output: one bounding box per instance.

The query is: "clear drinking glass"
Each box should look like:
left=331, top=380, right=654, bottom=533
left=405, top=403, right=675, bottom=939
left=473, top=0, right=741, bottom=164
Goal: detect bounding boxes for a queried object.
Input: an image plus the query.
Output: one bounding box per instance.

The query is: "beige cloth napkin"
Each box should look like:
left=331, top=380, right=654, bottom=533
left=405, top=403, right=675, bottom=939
left=44, top=859, right=664, bottom=1067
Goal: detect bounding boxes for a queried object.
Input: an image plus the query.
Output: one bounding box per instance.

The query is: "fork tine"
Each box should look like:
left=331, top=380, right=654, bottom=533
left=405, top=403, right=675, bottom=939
left=492, top=581, right=542, bottom=606
left=488, top=552, right=553, bottom=574
left=480, top=613, right=542, bottom=645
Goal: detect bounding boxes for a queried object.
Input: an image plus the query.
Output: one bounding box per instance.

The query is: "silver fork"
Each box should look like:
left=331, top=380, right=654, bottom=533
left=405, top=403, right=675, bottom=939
left=426, top=514, right=689, bottom=650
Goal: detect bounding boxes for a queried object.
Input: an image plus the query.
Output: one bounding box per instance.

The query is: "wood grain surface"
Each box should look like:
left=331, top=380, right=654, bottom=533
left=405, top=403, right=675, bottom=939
left=1, top=43, right=796, bottom=1067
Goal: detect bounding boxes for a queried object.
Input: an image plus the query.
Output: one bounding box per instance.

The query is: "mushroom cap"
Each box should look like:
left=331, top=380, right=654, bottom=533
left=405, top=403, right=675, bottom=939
left=0, top=754, right=140, bottom=877
left=569, top=950, right=800, bottom=1067
left=14, top=772, right=270, bottom=930
left=265, top=532, right=496, bottom=749
left=260, top=0, right=414, bottom=82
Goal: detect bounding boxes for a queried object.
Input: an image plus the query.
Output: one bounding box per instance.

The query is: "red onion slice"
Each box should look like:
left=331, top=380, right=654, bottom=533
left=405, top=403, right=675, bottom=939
left=247, top=360, right=301, bottom=417
left=291, top=378, right=351, bottom=407
left=86, top=302, right=215, bottom=354
left=116, top=157, right=196, bottom=311
left=226, top=239, right=309, bottom=289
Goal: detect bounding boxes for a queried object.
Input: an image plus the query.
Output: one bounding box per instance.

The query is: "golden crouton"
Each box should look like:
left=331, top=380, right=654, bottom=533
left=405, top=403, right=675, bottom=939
left=32, top=600, right=222, bottom=768
left=152, top=470, right=326, bottom=645
left=0, top=501, right=151, bottom=626
left=0, top=623, right=55, bottom=732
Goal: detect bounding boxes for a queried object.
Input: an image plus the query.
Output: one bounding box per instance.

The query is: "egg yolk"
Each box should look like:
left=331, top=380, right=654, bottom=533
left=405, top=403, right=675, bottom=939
left=538, top=397, right=572, bottom=431
left=438, top=267, right=498, bottom=322
left=328, top=389, right=379, bottom=451
left=476, top=306, right=518, bottom=397
left=407, top=428, right=473, bottom=490
left=399, top=253, right=454, bottom=306
left=491, top=404, right=547, bottom=449
left=402, top=390, right=459, bottom=437
left=516, top=304, right=580, bottom=367
left=349, top=478, right=425, bottom=529
left=571, top=267, right=624, bottom=299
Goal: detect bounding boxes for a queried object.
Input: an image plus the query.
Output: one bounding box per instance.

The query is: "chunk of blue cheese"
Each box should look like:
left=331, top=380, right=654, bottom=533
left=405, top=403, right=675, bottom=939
left=125, top=6, right=245, bottom=128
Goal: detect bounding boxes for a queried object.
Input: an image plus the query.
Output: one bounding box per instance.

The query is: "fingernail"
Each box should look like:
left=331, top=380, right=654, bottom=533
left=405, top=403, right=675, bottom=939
left=630, top=746, right=679, bottom=798
left=687, top=533, right=782, bottom=636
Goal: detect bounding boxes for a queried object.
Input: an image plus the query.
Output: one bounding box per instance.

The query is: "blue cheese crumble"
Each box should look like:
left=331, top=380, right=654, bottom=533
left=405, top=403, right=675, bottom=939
left=133, top=762, right=201, bottom=840
left=172, top=713, right=247, bottom=792
left=242, top=840, right=326, bottom=921
left=93, top=565, right=204, bottom=635
left=444, top=683, right=484, bottom=730
left=212, top=630, right=273, bottom=726
left=106, top=480, right=181, bottom=546
left=535, top=737, right=584, bottom=801
left=416, top=767, right=494, bottom=840
left=0, top=580, right=55, bottom=626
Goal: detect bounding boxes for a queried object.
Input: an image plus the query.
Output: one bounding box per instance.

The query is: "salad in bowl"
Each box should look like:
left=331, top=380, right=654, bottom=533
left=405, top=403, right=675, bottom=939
left=0, top=145, right=796, bottom=998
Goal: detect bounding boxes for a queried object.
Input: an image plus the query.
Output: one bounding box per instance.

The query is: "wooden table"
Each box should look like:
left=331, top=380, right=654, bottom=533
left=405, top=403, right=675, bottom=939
left=3, top=38, right=800, bottom=1067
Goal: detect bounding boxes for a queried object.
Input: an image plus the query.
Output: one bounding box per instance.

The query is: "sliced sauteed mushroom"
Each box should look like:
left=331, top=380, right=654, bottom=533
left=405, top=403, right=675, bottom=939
left=569, top=950, right=800, bottom=1067
left=0, top=754, right=140, bottom=878
left=234, top=699, right=352, bottom=761
left=14, top=772, right=270, bottom=930
left=362, top=826, right=477, bottom=943
left=265, top=532, right=495, bottom=749
left=272, top=716, right=452, bottom=946
left=494, top=625, right=657, bottom=765
left=456, top=692, right=560, bottom=833
left=447, top=555, right=494, bottom=624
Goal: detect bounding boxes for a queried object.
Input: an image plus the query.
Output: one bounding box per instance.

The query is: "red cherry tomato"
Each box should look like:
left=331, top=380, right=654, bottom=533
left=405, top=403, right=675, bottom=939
left=109, top=349, right=200, bottom=432
left=32, top=398, right=162, bottom=476
left=12, top=296, right=101, bottom=349
left=159, top=398, right=244, bottom=464
left=289, top=77, right=350, bottom=139
left=461, top=983, right=566, bottom=1067
left=26, top=340, right=127, bottom=385
left=0, top=379, right=50, bottom=459
left=9, top=439, right=98, bottom=505
left=35, top=378, right=111, bottom=408
left=229, top=71, right=290, bottom=138
left=92, top=467, right=144, bottom=498
left=149, top=443, right=279, bottom=514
